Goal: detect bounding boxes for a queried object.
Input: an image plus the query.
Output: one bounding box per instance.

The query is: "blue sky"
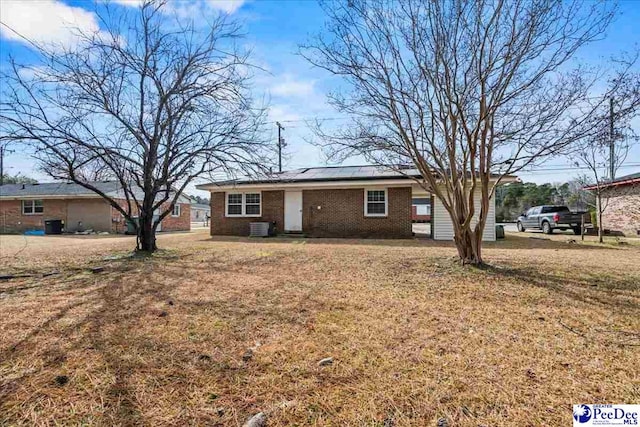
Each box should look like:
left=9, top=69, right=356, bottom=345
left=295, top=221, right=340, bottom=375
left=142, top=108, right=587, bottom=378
left=1, top=0, right=639, bottom=195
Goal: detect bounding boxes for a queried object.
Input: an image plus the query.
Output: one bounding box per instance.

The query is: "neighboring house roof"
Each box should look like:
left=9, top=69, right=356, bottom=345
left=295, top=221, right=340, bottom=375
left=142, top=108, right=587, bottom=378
left=190, top=203, right=211, bottom=209
left=0, top=181, right=191, bottom=203
left=197, top=165, right=517, bottom=190
left=583, top=171, right=640, bottom=190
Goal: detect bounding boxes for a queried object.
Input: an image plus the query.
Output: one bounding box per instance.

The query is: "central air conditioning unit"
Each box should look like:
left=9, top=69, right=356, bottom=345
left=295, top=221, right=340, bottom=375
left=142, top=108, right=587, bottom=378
left=250, top=222, right=272, bottom=237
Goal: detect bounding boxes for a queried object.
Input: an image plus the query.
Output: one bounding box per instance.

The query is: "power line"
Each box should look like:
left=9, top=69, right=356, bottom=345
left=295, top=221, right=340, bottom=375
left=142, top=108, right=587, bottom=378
left=518, top=162, right=640, bottom=173
left=265, top=95, right=618, bottom=125
left=266, top=117, right=349, bottom=124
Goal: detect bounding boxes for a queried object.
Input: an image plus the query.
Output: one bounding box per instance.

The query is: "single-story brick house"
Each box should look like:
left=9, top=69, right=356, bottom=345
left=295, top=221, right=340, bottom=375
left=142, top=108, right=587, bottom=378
left=197, top=165, right=517, bottom=240
left=0, top=181, right=191, bottom=234
left=584, top=172, right=640, bottom=236
left=190, top=203, right=211, bottom=222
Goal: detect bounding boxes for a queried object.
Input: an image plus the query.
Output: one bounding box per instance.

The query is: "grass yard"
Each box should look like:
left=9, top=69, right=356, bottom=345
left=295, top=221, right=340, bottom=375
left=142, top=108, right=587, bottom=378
left=0, top=230, right=639, bottom=426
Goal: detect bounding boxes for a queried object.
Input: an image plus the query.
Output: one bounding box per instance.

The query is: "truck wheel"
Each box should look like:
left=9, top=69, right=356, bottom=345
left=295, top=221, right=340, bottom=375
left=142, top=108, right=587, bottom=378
left=517, top=222, right=525, bottom=232
left=542, top=221, right=553, bottom=234
left=573, top=227, right=581, bottom=235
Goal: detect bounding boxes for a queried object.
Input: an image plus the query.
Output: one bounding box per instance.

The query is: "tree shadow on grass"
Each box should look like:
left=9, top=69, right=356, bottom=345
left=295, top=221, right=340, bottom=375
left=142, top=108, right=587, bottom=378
left=0, top=258, right=178, bottom=425
left=199, top=233, right=624, bottom=251
left=483, top=264, right=640, bottom=314
left=0, top=251, right=318, bottom=425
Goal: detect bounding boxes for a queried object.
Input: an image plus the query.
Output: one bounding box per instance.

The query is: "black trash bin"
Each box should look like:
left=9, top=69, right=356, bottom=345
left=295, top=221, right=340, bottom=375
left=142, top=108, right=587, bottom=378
left=125, top=217, right=139, bottom=235
left=44, top=219, right=64, bottom=235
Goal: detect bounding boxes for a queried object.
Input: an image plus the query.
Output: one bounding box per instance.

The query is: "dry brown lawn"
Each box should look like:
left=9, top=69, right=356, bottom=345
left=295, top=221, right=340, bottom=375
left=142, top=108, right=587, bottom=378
left=1, top=230, right=639, bottom=426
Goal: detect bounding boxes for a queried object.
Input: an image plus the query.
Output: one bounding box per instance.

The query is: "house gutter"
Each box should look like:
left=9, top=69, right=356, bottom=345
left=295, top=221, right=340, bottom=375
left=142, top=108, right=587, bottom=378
left=196, top=176, right=519, bottom=192
left=582, top=178, right=640, bottom=191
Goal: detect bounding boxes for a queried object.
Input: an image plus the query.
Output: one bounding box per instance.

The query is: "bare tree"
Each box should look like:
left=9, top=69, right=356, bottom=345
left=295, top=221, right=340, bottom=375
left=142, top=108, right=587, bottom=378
left=0, top=1, right=269, bottom=252
left=301, top=0, right=630, bottom=265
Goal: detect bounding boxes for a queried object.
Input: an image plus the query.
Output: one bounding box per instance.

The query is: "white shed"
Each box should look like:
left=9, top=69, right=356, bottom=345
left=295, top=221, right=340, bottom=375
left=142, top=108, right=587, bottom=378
left=431, top=188, right=496, bottom=241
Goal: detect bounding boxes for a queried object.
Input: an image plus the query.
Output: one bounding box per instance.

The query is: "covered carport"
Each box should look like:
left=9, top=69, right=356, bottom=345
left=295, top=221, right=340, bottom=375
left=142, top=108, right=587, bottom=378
left=411, top=183, right=499, bottom=241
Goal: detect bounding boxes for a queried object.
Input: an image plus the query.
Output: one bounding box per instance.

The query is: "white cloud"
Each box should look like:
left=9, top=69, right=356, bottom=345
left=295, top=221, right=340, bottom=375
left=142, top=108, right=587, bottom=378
left=267, top=104, right=303, bottom=123
left=108, top=0, right=144, bottom=6
left=206, top=0, right=245, bottom=14
left=270, top=75, right=316, bottom=98
left=110, top=0, right=245, bottom=14
left=17, top=65, right=49, bottom=80
left=0, top=0, right=100, bottom=48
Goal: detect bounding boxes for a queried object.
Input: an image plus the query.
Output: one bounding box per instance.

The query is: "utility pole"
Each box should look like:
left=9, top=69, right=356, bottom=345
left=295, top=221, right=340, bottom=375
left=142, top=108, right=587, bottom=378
left=0, top=145, right=14, bottom=186
left=609, top=97, right=615, bottom=181
left=276, top=121, right=285, bottom=173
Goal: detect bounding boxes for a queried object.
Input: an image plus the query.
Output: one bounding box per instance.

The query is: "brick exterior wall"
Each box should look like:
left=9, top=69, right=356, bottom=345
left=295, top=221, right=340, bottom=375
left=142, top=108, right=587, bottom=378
left=0, top=198, right=190, bottom=234
left=302, top=187, right=412, bottom=238
left=210, top=190, right=284, bottom=236
left=109, top=200, right=191, bottom=233
left=411, top=206, right=431, bottom=222
left=602, top=184, right=640, bottom=236
left=161, top=203, right=191, bottom=231
left=209, top=188, right=412, bottom=238
left=0, top=199, right=68, bottom=233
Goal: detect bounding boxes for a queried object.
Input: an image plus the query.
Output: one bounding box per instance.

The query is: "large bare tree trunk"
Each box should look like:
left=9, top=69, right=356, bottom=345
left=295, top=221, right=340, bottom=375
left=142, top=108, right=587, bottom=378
left=453, top=226, right=483, bottom=265
left=137, top=205, right=157, bottom=253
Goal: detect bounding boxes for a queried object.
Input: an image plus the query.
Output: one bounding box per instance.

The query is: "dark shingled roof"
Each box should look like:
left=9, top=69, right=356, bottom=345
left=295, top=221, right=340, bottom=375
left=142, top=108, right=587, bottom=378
left=274, top=165, right=423, bottom=181
left=583, top=171, right=640, bottom=190
left=610, top=172, right=640, bottom=183
left=0, top=181, right=191, bottom=203
left=198, top=165, right=423, bottom=188
left=0, top=181, right=121, bottom=198
left=196, top=165, right=515, bottom=188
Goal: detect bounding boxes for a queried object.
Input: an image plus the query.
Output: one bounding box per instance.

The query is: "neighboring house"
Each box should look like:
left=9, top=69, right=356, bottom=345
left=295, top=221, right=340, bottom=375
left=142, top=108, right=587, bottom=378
left=412, top=197, right=431, bottom=222
left=190, top=203, right=211, bottom=222
left=584, top=172, right=640, bottom=236
left=0, top=181, right=191, bottom=234
left=196, top=165, right=517, bottom=240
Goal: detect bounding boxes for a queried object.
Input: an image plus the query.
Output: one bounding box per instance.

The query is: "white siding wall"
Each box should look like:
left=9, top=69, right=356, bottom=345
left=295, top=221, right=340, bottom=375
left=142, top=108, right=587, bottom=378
left=432, top=188, right=496, bottom=241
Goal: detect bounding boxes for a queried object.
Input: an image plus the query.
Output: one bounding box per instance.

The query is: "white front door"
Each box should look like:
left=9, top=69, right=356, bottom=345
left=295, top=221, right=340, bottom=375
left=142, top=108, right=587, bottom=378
left=284, top=191, right=303, bottom=232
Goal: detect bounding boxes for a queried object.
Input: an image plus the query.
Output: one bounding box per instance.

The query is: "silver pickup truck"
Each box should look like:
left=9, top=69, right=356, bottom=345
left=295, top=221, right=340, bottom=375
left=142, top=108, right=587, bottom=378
left=517, top=205, right=591, bottom=235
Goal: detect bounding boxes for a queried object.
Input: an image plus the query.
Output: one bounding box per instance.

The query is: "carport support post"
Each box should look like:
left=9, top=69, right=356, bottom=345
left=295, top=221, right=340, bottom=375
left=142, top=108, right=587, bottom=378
left=430, top=194, right=435, bottom=239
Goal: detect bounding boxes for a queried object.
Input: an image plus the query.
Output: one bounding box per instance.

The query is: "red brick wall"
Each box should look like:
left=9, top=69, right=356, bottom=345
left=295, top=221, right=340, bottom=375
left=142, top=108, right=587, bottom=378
left=602, top=184, right=640, bottom=236
left=302, top=187, right=412, bottom=238
left=109, top=200, right=190, bottom=233
left=0, top=199, right=69, bottom=233
left=210, top=190, right=285, bottom=236
left=0, top=197, right=190, bottom=234
left=208, top=188, right=412, bottom=238
left=161, top=203, right=190, bottom=231
left=411, top=206, right=431, bottom=222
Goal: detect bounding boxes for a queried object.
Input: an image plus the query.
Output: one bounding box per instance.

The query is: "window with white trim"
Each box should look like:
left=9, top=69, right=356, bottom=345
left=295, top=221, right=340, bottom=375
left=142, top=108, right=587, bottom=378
left=171, top=204, right=181, bottom=217
left=227, top=193, right=243, bottom=215
left=245, top=193, right=261, bottom=215
left=226, top=192, right=261, bottom=217
left=365, top=189, right=387, bottom=217
left=22, top=200, right=44, bottom=215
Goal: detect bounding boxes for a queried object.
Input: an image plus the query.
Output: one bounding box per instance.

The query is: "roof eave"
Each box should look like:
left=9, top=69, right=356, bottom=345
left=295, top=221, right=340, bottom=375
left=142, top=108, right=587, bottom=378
left=583, top=177, right=640, bottom=190
left=196, top=174, right=518, bottom=191
left=0, top=194, right=105, bottom=200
